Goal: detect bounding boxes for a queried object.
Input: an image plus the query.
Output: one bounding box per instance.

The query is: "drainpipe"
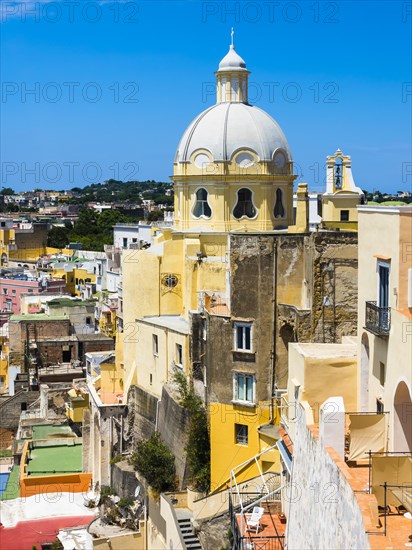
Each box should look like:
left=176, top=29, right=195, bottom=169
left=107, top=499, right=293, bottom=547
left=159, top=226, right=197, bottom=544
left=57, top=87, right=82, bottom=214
left=270, top=240, right=278, bottom=422
left=155, top=399, right=161, bottom=432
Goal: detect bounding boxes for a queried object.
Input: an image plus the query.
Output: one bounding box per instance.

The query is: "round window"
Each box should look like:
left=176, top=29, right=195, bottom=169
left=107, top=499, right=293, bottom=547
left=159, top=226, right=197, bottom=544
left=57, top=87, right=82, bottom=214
left=235, top=152, right=255, bottom=168
left=194, top=153, right=211, bottom=169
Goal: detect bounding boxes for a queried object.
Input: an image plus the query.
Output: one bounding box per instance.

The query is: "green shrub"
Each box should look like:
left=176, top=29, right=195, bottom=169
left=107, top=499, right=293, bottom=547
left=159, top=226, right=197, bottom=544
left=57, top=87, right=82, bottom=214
left=118, top=497, right=134, bottom=509
left=129, top=432, right=176, bottom=495
left=100, top=485, right=116, bottom=499
left=173, top=370, right=210, bottom=493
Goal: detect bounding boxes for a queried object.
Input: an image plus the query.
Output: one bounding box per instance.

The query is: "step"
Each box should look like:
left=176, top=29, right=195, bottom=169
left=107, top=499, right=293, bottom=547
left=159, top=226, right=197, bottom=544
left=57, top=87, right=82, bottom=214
left=183, top=535, right=199, bottom=543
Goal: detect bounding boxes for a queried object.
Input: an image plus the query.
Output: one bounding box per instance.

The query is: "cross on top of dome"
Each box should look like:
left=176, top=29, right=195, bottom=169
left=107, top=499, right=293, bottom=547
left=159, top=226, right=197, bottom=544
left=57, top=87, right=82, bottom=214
left=217, top=29, right=248, bottom=72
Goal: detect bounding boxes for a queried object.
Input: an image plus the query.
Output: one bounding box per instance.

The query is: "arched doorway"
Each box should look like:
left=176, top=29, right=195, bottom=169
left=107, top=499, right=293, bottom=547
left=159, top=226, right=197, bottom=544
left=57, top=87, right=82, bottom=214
left=393, top=381, right=412, bottom=451
left=360, top=332, right=370, bottom=411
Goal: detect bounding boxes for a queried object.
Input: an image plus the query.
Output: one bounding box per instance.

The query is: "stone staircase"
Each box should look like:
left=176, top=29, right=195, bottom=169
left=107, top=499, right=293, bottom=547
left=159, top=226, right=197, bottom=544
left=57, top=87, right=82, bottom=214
left=176, top=510, right=202, bottom=549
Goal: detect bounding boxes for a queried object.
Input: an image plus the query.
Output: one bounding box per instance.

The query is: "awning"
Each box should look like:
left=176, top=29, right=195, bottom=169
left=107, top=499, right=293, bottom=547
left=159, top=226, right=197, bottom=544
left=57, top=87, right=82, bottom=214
left=348, top=413, right=386, bottom=461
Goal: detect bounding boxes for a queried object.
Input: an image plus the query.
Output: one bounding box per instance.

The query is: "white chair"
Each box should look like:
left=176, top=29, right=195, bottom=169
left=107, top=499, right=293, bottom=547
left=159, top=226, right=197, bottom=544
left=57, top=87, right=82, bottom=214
left=246, top=506, right=265, bottom=534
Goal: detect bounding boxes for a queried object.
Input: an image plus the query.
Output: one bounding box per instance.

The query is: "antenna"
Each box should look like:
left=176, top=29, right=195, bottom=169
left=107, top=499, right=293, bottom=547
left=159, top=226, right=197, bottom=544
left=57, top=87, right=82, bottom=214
left=231, top=27, right=234, bottom=48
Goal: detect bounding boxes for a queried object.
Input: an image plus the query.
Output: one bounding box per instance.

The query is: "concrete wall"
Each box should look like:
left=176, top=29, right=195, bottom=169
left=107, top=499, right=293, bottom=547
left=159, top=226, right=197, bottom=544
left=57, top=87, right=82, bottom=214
left=286, top=408, right=370, bottom=550
left=159, top=494, right=186, bottom=550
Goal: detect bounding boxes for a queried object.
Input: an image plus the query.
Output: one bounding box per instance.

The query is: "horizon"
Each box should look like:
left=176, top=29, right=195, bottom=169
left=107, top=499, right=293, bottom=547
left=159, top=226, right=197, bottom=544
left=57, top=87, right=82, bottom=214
left=1, top=0, right=411, bottom=194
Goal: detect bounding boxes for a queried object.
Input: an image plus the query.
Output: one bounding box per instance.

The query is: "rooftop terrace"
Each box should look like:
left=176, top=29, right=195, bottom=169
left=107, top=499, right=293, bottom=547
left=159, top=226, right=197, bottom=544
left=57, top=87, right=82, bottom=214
left=27, top=441, right=82, bottom=476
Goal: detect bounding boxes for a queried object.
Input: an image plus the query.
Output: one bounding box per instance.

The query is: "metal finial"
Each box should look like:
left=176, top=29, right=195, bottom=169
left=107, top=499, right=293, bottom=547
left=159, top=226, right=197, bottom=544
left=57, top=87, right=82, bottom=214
left=231, top=27, right=234, bottom=47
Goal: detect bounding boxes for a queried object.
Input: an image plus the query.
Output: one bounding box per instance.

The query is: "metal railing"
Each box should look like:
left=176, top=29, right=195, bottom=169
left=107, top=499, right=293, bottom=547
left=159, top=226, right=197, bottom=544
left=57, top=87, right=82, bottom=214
left=365, top=301, right=390, bottom=336
left=229, top=492, right=285, bottom=550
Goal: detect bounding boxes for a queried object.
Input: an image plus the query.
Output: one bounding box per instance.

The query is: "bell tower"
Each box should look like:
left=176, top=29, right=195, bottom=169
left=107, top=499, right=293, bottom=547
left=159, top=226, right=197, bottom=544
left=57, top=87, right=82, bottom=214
left=322, top=149, right=364, bottom=229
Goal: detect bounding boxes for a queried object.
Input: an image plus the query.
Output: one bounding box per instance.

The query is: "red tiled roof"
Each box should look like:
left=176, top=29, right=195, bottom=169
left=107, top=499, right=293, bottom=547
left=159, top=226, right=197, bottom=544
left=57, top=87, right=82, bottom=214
left=279, top=427, right=294, bottom=455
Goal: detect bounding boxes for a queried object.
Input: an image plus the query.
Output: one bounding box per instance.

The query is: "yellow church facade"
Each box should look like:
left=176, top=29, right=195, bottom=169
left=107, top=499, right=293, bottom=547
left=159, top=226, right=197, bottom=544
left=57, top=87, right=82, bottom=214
left=117, top=38, right=361, bottom=490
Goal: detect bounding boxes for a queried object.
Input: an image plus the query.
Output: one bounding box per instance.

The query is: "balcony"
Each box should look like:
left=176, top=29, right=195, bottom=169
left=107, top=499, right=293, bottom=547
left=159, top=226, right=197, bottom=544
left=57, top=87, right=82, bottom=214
left=365, top=301, right=391, bottom=336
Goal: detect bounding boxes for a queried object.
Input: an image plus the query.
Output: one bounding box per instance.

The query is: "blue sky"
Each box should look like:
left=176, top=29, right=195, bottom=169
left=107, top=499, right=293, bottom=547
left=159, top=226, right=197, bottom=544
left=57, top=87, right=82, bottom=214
left=1, top=0, right=411, bottom=193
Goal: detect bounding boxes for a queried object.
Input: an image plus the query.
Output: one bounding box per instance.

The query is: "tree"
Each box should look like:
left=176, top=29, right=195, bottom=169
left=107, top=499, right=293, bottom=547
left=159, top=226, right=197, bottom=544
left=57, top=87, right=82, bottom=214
left=47, top=226, right=70, bottom=249
left=0, top=187, right=14, bottom=195
left=72, top=207, right=98, bottom=236
left=129, top=432, right=176, bottom=495
left=96, top=209, right=131, bottom=233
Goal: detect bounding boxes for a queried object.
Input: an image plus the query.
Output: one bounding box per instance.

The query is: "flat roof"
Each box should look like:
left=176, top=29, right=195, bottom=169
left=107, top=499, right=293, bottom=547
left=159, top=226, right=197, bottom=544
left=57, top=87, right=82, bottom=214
left=140, top=315, right=189, bottom=334
left=291, top=342, right=357, bottom=358
left=76, top=333, right=113, bottom=342
left=10, top=314, right=68, bottom=322
left=27, top=441, right=82, bottom=476
left=28, top=424, right=76, bottom=440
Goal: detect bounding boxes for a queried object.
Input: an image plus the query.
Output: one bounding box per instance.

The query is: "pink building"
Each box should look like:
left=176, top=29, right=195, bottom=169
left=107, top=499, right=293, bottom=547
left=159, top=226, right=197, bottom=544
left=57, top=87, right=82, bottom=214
left=0, top=275, right=66, bottom=315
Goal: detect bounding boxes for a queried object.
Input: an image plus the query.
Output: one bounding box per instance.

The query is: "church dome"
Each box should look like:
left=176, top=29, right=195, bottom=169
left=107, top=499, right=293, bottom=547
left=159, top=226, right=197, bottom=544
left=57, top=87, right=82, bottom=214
left=218, top=44, right=247, bottom=72
left=175, top=102, right=291, bottom=164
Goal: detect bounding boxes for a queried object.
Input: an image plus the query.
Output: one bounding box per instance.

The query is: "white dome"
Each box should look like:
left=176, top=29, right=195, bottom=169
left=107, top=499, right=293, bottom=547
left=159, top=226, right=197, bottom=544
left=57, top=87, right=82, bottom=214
left=175, top=102, right=291, bottom=164
left=218, top=45, right=247, bottom=72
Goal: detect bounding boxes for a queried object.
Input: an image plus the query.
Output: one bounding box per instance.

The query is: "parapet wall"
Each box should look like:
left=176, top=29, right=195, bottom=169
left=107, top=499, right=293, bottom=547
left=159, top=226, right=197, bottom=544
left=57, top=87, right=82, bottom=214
left=286, top=410, right=370, bottom=550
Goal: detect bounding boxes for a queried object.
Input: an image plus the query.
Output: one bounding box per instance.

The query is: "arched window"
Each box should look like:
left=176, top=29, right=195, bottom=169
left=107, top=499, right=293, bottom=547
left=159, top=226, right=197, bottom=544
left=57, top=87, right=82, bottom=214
left=334, top=157, right=343, bottom=189
left=192, top=188, right=211, bottom=219
left=274, top=188, right=285, bottom=218
left=233, top=188, right=256, bottom=219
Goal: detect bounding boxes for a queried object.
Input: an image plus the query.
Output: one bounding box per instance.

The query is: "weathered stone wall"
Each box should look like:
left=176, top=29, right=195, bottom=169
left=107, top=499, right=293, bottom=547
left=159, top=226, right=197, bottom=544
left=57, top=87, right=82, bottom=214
left=111, top=460, right=139, bottom=498
left=125, top=384, right=191, bottom=489
left=9, top=318, right=71, bottom=358
left=286, top=410, right=370, bottom=550
left=196, top=513, right=231, bottom=550
left=14, top=223, right=48, bottom=252
left=230, top=235, right=275, bottom=403
left=125, top=385, right=158, bottom=448
left=157, top=384, right=191, bottom=489
left=0, top=389, right=39, bottom=429
left=309, top=232, right=358, bottom=344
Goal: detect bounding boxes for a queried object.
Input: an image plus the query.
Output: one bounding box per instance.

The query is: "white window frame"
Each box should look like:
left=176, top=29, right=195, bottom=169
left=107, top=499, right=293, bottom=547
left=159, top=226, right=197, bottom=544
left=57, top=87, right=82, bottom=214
left=233, top=372, right=256, bottom=406
left=235, top=423, right=248, bottom=445
left=234, top=322, right=253, bottom=352
left=153, top=334, right=159, bottom=356
left=232, top=187, right=258, bottom=221
left=175, top=343, right=183, bottom=368
left=376, top=260, right=390, bottom=308
left=191, top=187, right=212, bottom=220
